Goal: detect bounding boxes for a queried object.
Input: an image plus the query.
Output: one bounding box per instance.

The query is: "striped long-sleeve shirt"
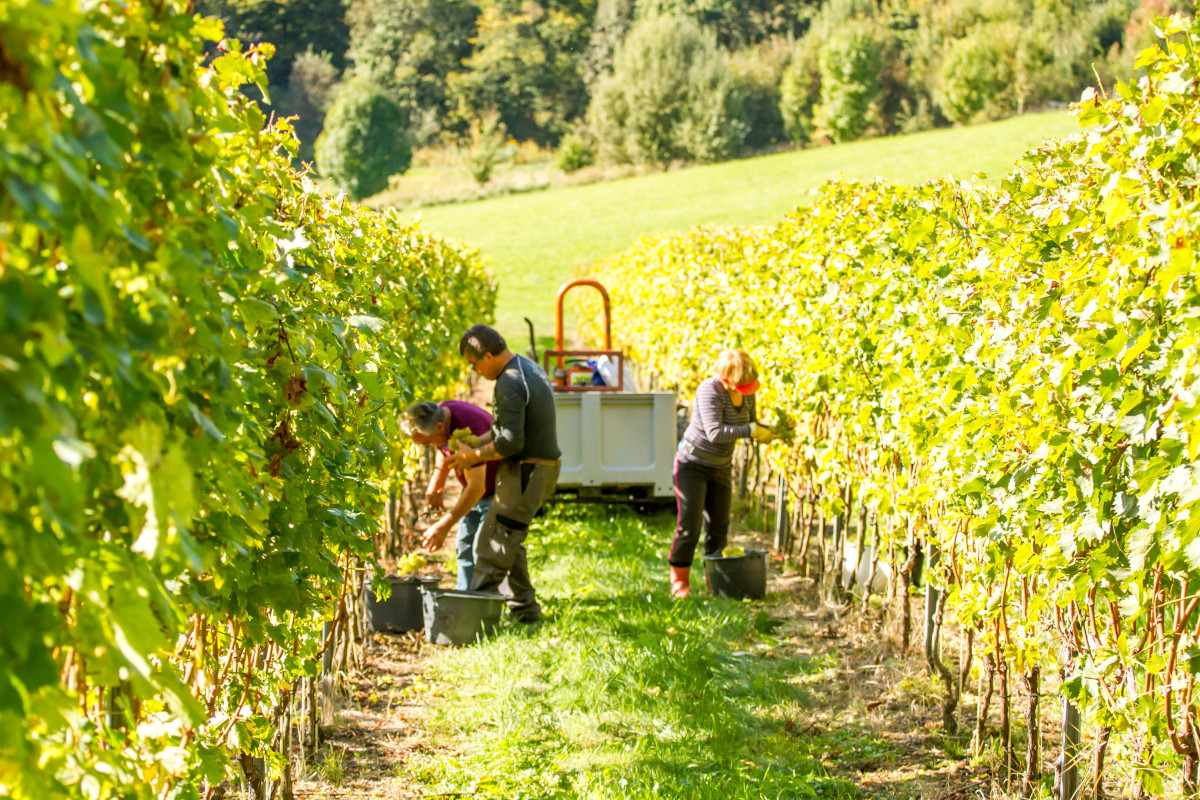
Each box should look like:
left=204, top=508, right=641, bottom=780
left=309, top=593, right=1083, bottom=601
left=680, top=377, right=756, bottom=466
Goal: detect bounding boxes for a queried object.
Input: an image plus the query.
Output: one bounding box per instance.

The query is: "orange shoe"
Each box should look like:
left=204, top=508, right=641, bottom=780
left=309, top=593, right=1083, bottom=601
left=669, top=565, right=691, bottom=598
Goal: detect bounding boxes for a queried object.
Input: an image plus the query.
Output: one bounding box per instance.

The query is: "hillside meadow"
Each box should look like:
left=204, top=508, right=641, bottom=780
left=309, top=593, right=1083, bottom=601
left=406, top=110, right=1078, bottom=338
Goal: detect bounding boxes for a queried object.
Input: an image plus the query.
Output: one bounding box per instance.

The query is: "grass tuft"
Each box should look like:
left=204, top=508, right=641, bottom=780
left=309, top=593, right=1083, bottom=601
left=316, top=746, right=345, bottom=785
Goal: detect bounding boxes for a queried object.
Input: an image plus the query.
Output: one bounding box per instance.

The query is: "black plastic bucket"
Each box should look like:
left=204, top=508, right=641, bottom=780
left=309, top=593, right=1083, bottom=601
left=367, top=575, right=440, bottom=632
left=703, top=549, right=768, bottom=600
left=419, top=587, right=506, bottom=646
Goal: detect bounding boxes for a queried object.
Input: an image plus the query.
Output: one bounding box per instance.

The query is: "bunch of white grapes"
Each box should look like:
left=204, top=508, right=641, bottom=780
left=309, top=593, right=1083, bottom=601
left=449, top=427, right=481, bottom=450
left=770, top=407, right=795, bottom=442
left=396, top=552, right=427, bottom=576
left=721, top=545, right=745, bottom=558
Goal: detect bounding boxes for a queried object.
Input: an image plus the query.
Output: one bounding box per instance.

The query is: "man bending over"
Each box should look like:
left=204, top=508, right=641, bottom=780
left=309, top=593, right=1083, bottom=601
left=402, top=399, right=498, bottom=590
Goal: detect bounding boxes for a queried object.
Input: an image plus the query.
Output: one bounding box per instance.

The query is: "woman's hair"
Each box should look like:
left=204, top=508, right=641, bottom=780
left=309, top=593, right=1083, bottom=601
left=401, top=401, right=444, bottom=436
left=713, top=349, right=758, bottom=385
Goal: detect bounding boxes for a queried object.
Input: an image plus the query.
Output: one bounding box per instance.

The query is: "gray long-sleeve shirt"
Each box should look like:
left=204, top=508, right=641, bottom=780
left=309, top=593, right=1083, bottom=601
left=680, top=377, right=756, bottom=466
left=491, top=354, right=560, bottom=462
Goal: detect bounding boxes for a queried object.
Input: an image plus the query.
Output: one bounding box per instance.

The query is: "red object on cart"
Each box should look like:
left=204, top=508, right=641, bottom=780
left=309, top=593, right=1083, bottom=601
left=545, top=278, right=625, bottom=392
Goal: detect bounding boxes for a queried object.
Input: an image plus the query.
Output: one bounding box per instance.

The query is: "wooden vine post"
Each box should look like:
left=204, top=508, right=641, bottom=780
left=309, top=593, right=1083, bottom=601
left=1058, top=690, right=1081, bottom=800
left=774, top=472, right=790, bottom=553
left=833, top=484, right=853, bottom=601
left=923, top=550, right=960, bottom=734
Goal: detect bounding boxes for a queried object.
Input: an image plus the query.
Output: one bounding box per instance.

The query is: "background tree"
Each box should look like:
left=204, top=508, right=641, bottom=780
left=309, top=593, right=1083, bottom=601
left=587, top=14, right=744, bottom=164
left=316, top=77, right=413, bottom=199
left=461, top=110, right=514, bottom=183
left=933, top=25, right=1016, bottom=124
left=635, top=0, right=815, bottom=48
left=779, top=35, right=821, bottom=145
left=814, top=21, right=884, bottom=143
left=345, top=0, right=479, bottom=144
left=276, top=48, right=340, bottom=163
left=196, top=0, right=1159, bottom=179
left=729, top=40, right=790, bottom=150
left=581, top=0, right=638, bottom=85
left=447, top=0, right=594, bottom=146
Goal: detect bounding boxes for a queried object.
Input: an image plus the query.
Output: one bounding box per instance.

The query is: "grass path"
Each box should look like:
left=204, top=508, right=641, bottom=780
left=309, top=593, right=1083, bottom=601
left=409, top=112, right=1078, bottom=338
left=297, top=508, right=998, bottom=800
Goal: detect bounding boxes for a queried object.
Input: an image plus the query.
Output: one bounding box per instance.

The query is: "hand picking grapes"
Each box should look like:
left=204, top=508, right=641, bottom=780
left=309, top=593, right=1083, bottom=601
left=402, top=401, right=499, bottom=590
left=769, top=407, right=795, bottom=443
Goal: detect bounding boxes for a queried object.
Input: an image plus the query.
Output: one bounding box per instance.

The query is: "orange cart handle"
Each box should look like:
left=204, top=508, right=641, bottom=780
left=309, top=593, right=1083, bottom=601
left=555, top=279, right=612, bottom=352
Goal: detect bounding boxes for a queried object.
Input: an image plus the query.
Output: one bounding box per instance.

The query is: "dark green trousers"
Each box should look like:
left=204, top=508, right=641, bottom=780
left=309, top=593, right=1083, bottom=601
left=469, top=459, right=560, bottom=621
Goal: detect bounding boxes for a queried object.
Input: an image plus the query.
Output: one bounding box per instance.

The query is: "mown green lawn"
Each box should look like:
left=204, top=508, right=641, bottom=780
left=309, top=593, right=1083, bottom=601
left=407, top=111, right=1078, bottom=339
left=401, top=507, right=877, bottom=800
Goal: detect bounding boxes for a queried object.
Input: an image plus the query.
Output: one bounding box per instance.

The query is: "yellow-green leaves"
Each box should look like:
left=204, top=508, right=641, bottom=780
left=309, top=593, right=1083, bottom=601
left=1, top=2, right=492, bottom=797
left=595, top=15, right=1200, bottom=780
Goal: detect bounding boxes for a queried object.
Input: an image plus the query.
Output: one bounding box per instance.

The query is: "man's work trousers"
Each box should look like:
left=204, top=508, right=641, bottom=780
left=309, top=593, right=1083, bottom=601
left=469, top=459, right=560, bottom=621
left=668, top=451, right=733, bottom=567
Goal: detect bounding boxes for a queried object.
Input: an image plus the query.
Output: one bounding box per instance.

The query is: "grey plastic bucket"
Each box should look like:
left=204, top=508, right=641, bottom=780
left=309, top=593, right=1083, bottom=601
left=419, top=587, right=506, bottom=645
left=703, top=549, right=768, bottom=600
left=367, top=575, right=440, bottom=632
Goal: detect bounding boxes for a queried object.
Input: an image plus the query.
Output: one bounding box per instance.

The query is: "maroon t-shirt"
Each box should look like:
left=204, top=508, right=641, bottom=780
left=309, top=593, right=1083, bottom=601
left=439, top=400, right=497, bottom=498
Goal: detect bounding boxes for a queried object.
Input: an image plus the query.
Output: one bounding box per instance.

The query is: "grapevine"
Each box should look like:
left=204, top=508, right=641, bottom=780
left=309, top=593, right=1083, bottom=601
left=590, top=14, right=1200, bottom=794
left=0, top=2, right=494, bottom=798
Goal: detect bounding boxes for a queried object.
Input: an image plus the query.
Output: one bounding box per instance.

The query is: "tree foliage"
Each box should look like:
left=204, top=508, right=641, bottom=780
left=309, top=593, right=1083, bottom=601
left=635, top=0, right=814, bottom=47
left=198, top=0, right=1156, bottom=164
left=345, top=0, right=479, bottom=143
left=316, top=76, right=414, bottom=198
left=729, top=41, right=789, bottom=149
left=813, top=21, right=884, bottom=142
left=587, top=14, right=744, bottom=164
left=779, top=37, right=821, bottom=144
left=447, top=0, right=594, bottom=146
left=934, top=24, right=1017, bottom=123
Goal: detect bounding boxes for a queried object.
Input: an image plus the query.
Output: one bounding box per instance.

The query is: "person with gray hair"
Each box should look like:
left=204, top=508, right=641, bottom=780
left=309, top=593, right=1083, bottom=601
left=445, top=324, right=560, bottom=623
left=402, top=398, right=498, bottom=590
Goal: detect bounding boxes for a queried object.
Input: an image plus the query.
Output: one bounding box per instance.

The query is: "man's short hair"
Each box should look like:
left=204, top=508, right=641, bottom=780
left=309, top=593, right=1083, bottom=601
left=460, top=324, right=507, bottom=359
left=401, top=401, right=444, bottom=437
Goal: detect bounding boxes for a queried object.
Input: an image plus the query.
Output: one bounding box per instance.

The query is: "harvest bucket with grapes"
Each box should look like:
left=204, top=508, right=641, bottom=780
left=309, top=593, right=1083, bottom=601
left=367, top=552, right=440, bottom=632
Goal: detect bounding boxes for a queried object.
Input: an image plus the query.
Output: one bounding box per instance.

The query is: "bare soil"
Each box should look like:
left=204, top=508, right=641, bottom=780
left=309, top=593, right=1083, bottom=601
left=293, top=630, right=448, bottom=799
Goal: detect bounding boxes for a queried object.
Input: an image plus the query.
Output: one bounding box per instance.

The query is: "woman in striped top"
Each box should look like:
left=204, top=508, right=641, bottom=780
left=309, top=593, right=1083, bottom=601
left=669, top=350, right=774, bottom=598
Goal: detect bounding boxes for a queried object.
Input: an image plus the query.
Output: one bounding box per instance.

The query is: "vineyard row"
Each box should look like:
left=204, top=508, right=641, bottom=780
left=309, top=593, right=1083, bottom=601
left=0, top=2, right=492, bottom=798
left=591, top=16, right=1200, bottom=797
